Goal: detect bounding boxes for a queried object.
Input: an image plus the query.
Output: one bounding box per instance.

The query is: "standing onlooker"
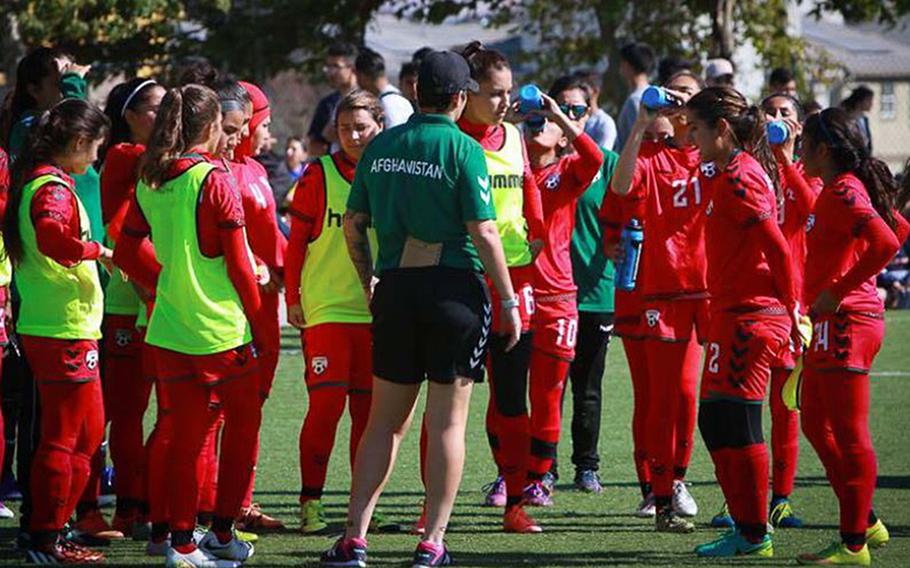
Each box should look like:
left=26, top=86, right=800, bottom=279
left=705, top=58, right=735, bottom=88
left=768, top=67, right=798, bottom=98
left=399, top=62, right=419, bottom=109
left=307, top=42, right=358, bottom=157
left=841, top=85, right=875, bottom=154
left=657, top=55, right=693, bottom=86
left=574, top=69, right=617, bottom=151
left=285, top=136, right=308, bottom=184
left=614, top=42, right=654, bottom=153
left=355, top=47, right=414, bottom=129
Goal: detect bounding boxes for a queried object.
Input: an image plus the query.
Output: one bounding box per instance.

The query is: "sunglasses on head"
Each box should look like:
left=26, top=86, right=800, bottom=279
left=558, top=103, right=588, bottom=119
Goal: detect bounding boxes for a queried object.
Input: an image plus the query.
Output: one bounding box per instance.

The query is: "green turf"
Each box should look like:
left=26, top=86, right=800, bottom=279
left=3, top=312, right=910, bottom=566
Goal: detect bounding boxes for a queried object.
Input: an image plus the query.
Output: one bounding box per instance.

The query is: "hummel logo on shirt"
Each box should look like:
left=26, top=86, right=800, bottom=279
left=478, top=176, right=491, bottom=204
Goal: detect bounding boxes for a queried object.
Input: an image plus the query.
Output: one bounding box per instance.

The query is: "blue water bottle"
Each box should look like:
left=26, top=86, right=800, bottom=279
left=519, top=84, right=546, bottom=131
left=767, top=120, right=789, bottom=145
left=641, top=85, right=681, bottom=111
left=616, top=218, right=644, bottom=292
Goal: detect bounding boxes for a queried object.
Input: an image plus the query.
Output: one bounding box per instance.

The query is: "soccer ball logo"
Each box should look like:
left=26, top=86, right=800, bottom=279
left=645, top=309, right=660, bottom=328
left=545, top=174, right=561, bottom=191
left=312, top=356, right=328, bottom=376
left=700, top=162, right=718, bottom=178
left=85, top=350, right=99, bottom=370
left=115, top=329, right=132, bottom=348
left=806, top=214, right=816, bottom=233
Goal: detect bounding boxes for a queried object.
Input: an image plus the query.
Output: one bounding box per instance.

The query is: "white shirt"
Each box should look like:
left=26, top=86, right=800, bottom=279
left=379, top=84, right=415, bottom=129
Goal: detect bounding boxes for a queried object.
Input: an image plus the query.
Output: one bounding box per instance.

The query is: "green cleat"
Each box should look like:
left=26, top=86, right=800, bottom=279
left=695, top=529, right=773, bottom=558
left=865, top=519, right=889, bottom=549
left=369, top=509, right=403, bottom=533
left=300, top=499, right=329, bottom=534
left=797, top=542, right=871, bottom=566
left=770, top=498, right=803, bottom=528
left=655, top=509, right=695, bottom=534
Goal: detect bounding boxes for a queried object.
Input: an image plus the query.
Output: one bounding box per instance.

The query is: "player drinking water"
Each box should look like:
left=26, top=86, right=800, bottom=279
left=524, top=76, right=603, bottom=514
left=796, top=107, right=909, bottom=566
left=286, top=90, right=382, bottom=535
left=5, top=99, right=111, bottom=564
left=687, top=86, right=800, bottom=558
left=610, top=70, right=705, bottom=532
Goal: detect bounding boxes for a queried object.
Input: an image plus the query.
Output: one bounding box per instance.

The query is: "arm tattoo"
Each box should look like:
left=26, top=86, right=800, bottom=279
left=343, top=210, right=374, bottom=293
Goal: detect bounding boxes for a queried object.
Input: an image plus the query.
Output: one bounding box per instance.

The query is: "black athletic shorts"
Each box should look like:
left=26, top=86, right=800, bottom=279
left=371, top=266, right=491, bottom=384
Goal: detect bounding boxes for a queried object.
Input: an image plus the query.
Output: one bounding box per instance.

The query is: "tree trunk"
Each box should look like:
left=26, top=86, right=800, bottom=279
left=711, top=0, right=735, bottom=59
left=593, top=0, right=628, bottom=114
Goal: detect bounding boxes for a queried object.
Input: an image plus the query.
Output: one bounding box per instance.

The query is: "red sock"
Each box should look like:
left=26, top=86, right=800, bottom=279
left=770, top=367, right=799, bottom=497
left=146, top=401, right=172, bottom=525
left=528, top=350, right=569, bottom=478
left=107, top=366, right=153, bottom=506
left=673, top=339, right=700, bottom=479
left=197, top=414, right=222, bottom=514
left=623, top=338, right=651, bottom=486
left=498, top=414, right=530, bottom=500
left=299, top=385, right=347, bottom=501
left=801, top=369, right=845, bottom=500
left=727, top=443, right=769, bottom=531
left=29, top=379, right=105, bottom=531
left=708, top=448, right=738, bottom=517
left=256, top=291, right=282, bottom=399
left=485, top=371, right=503, bottom=472
left=644, top=339, right=690, bottom=500
left=241, top=434, right=260, bottom=509
left=211, top=373, right=261, bottom=523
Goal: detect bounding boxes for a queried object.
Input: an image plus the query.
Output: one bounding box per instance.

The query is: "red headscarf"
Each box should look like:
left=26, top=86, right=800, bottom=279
left=236, top=81, right=270, bottom=160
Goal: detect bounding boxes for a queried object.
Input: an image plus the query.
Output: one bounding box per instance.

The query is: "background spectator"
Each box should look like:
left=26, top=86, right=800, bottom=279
left=285, top=136, right=308, bottom=184
left=841, top=85, right=875, bottom=154
left=657, top=55, right=693, bottom=86
left=769, top=67, right=798, bottom=97
left=614, top=41, right=654, bottom=152
left=574, top=69, right=617, bottom=150
left=705, top=57, right=735, bottom=87
left=307, top=42, right=358, bottom=157
left=354, top=47, right=414, bottom=128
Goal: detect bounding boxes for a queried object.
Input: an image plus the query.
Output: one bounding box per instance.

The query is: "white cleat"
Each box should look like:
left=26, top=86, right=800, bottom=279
left=197, top=530, right=254, bottom=562
left=671, top=480, right=698, bottom=517
left=165, top=546, right=240, bottom=568
left=636, top=493, right=656, bottom=518
left=0, top=502, right=14, bottom=519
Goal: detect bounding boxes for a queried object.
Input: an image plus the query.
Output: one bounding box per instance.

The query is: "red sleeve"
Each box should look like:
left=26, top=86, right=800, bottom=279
left=284, top=162, right=326, bottom=306
left=566, top=134, right=605, bottom=197
left=754, top=216, right=798, bottom=310
left=112, top=197, right=160, bottom=292
left=101, top=144, right=143, bottom=226
left=782, top=163, right=819, bottom=228
left=0, top=149, right=9, bottom=223
left=830, top=214, right=901, bottom=301
left=520, top=139, right=545, bottom=241
left=598, top=191, right=625, bottom=247
left=727, top=169, right=777, bottom=228
left=31, top=184, right=101, bottom=266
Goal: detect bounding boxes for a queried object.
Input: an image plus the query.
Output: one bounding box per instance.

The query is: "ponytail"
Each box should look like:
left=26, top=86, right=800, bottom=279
left=460, top=40, right=510, bottom=82
left=4, top=99, right=110, bottom=265
left=687, top=86, right=781, bottom=200
left=804, top=107, right=905, bottom=229
left=138, top=84, right=219, bottom=189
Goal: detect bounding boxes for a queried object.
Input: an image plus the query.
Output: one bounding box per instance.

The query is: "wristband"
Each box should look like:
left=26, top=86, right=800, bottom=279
left=501, top=296, right=520, bottom=310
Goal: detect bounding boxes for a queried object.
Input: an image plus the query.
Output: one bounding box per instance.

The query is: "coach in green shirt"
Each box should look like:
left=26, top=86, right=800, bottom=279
left=323, top=50, right=520, bottom=567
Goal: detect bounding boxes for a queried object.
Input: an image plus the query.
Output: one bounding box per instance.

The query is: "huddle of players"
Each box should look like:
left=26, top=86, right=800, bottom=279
left=2, top=40, right=909, bottom=568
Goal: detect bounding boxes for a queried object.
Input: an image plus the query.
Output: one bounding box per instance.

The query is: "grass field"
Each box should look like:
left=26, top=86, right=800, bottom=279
left=2, top=312, right=910, bottom=566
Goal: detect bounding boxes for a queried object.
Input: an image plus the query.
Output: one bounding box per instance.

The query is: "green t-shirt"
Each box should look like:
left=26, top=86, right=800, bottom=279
left=572, top=148, right=619, bottom=313
left=347, top=113, right=495, bottom=274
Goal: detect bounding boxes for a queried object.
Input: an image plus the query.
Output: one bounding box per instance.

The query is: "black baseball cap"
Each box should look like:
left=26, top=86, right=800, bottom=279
left=417, top=50, right=479, bottom=96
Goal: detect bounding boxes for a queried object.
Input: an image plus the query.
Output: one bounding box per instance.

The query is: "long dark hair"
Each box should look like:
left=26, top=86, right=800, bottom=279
left=0, top=47, right=64, bottom=148
left=138, top=85, right=220, bottom=189
left=687, top=86, right=781, bottom=199
left=804, top=107, right=908, bottom=229
left=4, top=99, right=110, bottom=265
left=461, top=41, right=510, bottom=82
left=102, top=78, right=160, bottom=155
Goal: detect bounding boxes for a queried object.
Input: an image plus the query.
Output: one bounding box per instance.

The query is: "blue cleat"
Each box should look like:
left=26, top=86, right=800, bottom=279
left=710, top=502, right=735, bottom=528
left=695, top=529, right=773, bottom=558
left=770, top=498, right=804, bottom=528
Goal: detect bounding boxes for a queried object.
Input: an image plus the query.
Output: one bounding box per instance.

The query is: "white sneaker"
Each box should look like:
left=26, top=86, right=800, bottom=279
left=635, top=493, right=656, bottom=518
left=198, top=530, right=254, bottom=562
left=165, top=546, right=240, bottom=568
left=671, top=480, right=698, bottom=517
left=147, top=538, right=170, bottom=557
left=0, top=502, right=14, bottom=519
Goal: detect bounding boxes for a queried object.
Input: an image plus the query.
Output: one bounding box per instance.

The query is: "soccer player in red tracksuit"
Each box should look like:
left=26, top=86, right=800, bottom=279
left=228, top=81, right=287, bottom=531
left=687, top=86, right=800, bottom=558
left=609, top=71, right=705, bottom=531
left=762, top=93, right=821, bottom=529
left=114, top=84, right=271, bottom=567
left=99, top=77, right=166, bottom=537
left=525, top=79, right=603, bottom=527
left=455, top=44, right=545, bottom=522
left=795, top=108, right=909, bottom=566
left=285, top=90, right=384, bottom=535
left=4, top=100, right=112, bottom=564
